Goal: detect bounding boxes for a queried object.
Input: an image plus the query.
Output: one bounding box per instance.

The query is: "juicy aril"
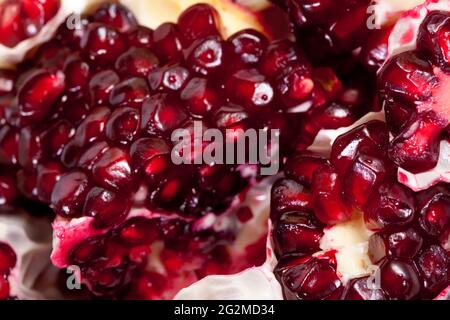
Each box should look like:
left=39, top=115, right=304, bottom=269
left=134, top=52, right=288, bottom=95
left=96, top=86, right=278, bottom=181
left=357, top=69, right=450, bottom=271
left=0, top=1, right=368, bottom=298
left=272, top=119, right=450, bottom=300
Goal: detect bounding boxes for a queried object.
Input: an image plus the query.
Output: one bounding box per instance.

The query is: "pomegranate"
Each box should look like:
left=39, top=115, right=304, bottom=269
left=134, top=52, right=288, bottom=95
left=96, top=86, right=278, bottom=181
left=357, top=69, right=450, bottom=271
left=272, top=120, right=450, bottom=300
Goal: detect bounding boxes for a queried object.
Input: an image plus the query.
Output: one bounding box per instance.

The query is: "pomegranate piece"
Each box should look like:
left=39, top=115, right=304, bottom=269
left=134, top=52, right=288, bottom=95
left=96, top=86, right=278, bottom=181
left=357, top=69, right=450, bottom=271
left=0, top=0, right=60, bottom=48
left=379, top=260, right=421, bottom=300
left=228, top=29, right=268, bottom=66
left=91, top=147, right=132, bottom=191
left=81, top=23, right=127, bottom=66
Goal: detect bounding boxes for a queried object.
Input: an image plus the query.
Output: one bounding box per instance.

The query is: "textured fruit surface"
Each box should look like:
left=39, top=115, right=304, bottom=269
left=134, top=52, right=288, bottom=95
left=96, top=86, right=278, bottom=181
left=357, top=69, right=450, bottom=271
left=273, top=120, right=450, bottom=300
left=0, top=241, right=16, bottom=300
left=0, top=1, right=360, bottom=299
left=0, top=0, right=60, bottom=48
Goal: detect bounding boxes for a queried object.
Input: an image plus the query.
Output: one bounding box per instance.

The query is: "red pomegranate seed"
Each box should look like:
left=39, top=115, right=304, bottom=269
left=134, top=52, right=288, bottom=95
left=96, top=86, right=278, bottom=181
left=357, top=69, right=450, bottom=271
left=152, top=22, right=183, bottom=62
left=77, top=141, right=108, bottom=170
left=180, top=77, right=220, bottom=117
left=88, top=70, right=120, bottom=105
left=128, top=26, right=154, bottom=49
left=284, top=153, right=327, bottom=186
left=69, top=236, right=104, bottom=265
left=342, top=276, right=386, bottom=300
left=116, top=217, right=160, bottom=245
left=64, top=59, right=90, bottom=92
left=228, top=29, right=269, bottom=66
left=271, top=179, right=312, bottom=220
left=92, top=3, right=138, bottom=34
left=81, top=23, right=127, bottom=66
left=418, top=185, right=450, bottom=237
left=417, top=245, right=450, bottom=296
left=0, top=125, right=19, bottom=165
left=225, top=68, right=274, bottom=110
left=274, top=211, right=323, bottom=256
left=108, top=77, right=150, bottom=108
left=177, top=3, right=220, bottom=45
left=417, top=11, right=450, bottom=72
left=184, top=36, right=224, bottom=76
left=364, top=181, right=416, bottom=232
left=141, top=93, right=189, bottom=136
left=92, top=147, right=132, bottom=191
left=36, top=161, right=64, bottom=203
left=0, top=242, right=16, bottom=274
left=115, top=47, right=160, bottom=78
left=379, top=260, right=421, bottom=300
left=0, top=174, right=17, bottom=205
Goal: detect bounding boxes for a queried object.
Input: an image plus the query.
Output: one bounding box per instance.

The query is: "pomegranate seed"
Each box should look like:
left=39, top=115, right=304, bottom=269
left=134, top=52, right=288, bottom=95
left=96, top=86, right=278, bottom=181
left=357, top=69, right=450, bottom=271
left=92, top=147, right=132, bottom=191
left=77, top=141, right=108, bottom=170
left=81, top=23, right=127, bottom=66
left=147, top=63, right=190, bottom=92
left=92, top=3, right=138, bottom=34
left=417, top=245, right=450, bottom=296
left=379, top=260, right=421, bottom=300
left=69, top=237, right=104, bottom=265
left=228, top=29, right=269, bottom=66
left=417, top=11, right=450, bottom=72
left=418, top=185, right=450, bottom=237
left=184, top=36, right=224, bottom=76
left=0, top=242, right=16, bottom=274
left=259, top=39, right=303, bottom=78
left=141, top=93, right=189, bottom=136
left=364, top=181, right=416, bottom=232
left=74, top=106, right=111, bottom=146
left=16, top=168, right=38, bottom=200
left=152, top=22, right=182, bottom=62
left=225, top=69, right=274, bottom=110
left=177, top=3, right=220, bottom=45
left=311, top=164, right=351, bottom=224
left=64, top=59, right=90, bottom=92
left=277, top=257, right=342, bottom=300
left=17, top=70, right=65, bottom=125
left=284, top=153, right=327, bottom=186
left=88, top=70, right=120, bottom=105
left=108, top=77, right=149, bottom=108
left=84, top=187, right=131, bottom=228
left=115, top=47, right=159, bottom=78
left=128, top=26, right=153, bottom=49
left=180, top=77, right=220, bottom=117
left=36, top=161, right=64, bottom=203
left=271, top=179, right=312, bottom=220
left=106, top=107, right=140, bottom=145
left=342, top=276, right=386, bottom=300
left=274, top=211, right=323, bottom=256
left=116, top=217, right=160, bottom=245
left=0, top=125, right=19, bottom=165
left=51, top=171, right=91, bottom=217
